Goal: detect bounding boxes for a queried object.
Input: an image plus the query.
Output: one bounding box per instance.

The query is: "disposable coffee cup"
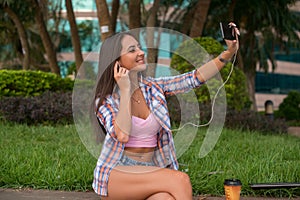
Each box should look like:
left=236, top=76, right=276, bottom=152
left=224, top=179, right=242, bottom=200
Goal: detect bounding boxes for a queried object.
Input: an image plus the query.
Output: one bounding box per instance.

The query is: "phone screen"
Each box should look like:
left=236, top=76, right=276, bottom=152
left=220, top=22, right=236, bottom=40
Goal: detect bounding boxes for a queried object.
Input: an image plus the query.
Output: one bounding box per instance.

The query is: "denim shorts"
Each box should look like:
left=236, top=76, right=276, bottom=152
left=116, top=153, right=155, bottom=166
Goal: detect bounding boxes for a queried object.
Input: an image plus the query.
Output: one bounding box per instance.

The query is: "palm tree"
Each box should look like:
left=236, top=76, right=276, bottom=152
left=111, top=0, right=120, bottom=32
left=189, top=0, right=212, bottom=37
left=31, top=0, right=60, bottom=75
left=145, top=0, right=160, bottom=77
left=129, top=0, right=141, bottom=29
left=95, top=0, right=114, bottom=41
left=206, top=0, right=300, bottom=110
left=65, top=0, right=83, bottom=73
left=237, top=0, right=300, bottom=110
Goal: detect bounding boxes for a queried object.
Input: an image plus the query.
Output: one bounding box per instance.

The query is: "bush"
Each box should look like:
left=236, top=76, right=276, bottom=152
left=67, top=62, right=97, bottom=80
left=277, top=90, right=300, bottom=121
left=170, top=37, right=251, bottom=111
left=0, top=70, right=74, bottom=97
left=167, top=97, right=213, bottom=126
left=167, top=98, right=288, bottom=134
left=0, top=91, right=73, bottom=125
left=225, top=109, right=288, bottom=134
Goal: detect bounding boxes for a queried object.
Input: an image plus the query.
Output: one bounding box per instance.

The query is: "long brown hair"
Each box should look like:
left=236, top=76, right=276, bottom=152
left=90, top=32, right=137, bottom=139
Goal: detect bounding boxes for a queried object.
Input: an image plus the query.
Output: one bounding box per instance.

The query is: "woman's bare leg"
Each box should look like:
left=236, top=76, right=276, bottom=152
left=146, top=192, right=175, bottom=200
left=101, top=166, right=192, bottom=200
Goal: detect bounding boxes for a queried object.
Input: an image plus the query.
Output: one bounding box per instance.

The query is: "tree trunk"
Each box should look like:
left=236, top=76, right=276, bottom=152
left=145, top=0, right=160, bottom=77
left=3, top=6, right=30, bottom=70
left=129, top=0, right=141, bottom=29
left=180, top=6, right=196, bottom=35
left=111, top=0, right=120, bottom=33
left=245, top=70, right=257, bottom=111
left=32, top=0, right=60, bottom=75
left=189, top=0, right=211, bottom=37
left=95, top=0, right=113, bottom=41
left=227, top=0, right=237, bottom=21
left=65, top=0, right=83, bottom=72
left=50, top=0, right=63, bottom=49
left=240, top=30, right=258, bottom=111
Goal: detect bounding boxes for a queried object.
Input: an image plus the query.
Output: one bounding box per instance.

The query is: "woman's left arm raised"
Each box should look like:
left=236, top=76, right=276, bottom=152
left=196, top=23, right=239, bottom=82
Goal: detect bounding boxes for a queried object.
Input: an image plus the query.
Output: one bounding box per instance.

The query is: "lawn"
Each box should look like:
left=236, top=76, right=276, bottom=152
left=0, top=122, right=299, bottom=197
left=179, top=128, right=300, bottom=197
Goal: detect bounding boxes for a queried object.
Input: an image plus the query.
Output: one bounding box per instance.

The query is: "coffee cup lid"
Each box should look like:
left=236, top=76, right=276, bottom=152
left=224, top=179, right=242, bottom=186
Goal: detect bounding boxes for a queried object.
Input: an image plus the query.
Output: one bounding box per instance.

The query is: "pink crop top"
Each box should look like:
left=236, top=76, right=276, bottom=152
left=125, top=113, right=161, bottom=148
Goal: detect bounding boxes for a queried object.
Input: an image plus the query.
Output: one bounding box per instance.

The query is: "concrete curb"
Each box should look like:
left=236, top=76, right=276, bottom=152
left=1, top=188, right=299, bottom=200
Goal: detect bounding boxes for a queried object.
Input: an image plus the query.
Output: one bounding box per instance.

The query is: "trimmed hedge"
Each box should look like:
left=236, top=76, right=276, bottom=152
left=0, top=91, right=73, bottom=125
left=0, top=70, right=75, bottom=124
left=0, top=70, right=74, bottom=97
left=225, top=109, right=288, bottom=134
left=168, top=100, right=288, bottom=134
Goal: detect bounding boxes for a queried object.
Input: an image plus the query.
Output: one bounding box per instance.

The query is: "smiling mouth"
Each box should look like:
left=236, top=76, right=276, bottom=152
left=136, top=59, right=145, bottom=64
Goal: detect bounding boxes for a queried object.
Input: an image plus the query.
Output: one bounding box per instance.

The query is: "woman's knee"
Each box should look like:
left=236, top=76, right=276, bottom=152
left=174, top=171, right=192, bottom=192
left=146, top=192, right=175, bottom=200
left=175, top=171, right=192, bottom=187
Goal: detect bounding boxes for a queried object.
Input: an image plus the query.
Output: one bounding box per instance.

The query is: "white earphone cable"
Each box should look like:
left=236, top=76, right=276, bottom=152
left=171, top=50, right=238, bottom=132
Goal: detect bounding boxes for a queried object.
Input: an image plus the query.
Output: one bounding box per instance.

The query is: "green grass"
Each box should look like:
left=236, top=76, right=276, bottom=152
left=178, top=128, right=300, bottom=197
left=0, top=122, right=299, bottom=197
left=0, top=122, right=96, bottom=191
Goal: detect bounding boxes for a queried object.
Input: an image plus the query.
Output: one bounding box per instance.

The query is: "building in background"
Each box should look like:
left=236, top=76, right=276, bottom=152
left=255, top=0, right=300, bottom=110
left=56, top=0, right=300, bottom=111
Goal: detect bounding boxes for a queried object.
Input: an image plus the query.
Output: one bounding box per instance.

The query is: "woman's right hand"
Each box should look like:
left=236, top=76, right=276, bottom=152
left=114, top=62, right=131, bottom=143
left=114, top=62, right=130, bottom=91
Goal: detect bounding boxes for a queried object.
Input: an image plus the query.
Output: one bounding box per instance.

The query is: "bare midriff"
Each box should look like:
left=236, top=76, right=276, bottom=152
left=124, top=147, right=155, bottom=162
left=124, top=147, right=155, bottom=153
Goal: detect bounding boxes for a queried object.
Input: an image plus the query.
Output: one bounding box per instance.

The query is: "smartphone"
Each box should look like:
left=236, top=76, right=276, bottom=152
left=220, top=22, right=236, bottom=40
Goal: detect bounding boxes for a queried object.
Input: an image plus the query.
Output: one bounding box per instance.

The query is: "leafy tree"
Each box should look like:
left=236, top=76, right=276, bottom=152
left=2, top=3, right=30, bottom=69
left=171, top=37, right=250, bottom=110
left=0, top=0, right=34, bottom=69
left=0, top=0, right=63, bottom=74
left=205, top=0, right=300, bottom=110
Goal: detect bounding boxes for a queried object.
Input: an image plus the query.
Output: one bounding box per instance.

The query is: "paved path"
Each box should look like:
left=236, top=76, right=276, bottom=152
left=1, top=188, right=299, bottom=200
left=288, top=126, right=300, bottom=137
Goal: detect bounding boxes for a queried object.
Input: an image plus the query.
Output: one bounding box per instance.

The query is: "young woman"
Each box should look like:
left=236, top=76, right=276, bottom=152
left=91, top=25, right=239, bottom=200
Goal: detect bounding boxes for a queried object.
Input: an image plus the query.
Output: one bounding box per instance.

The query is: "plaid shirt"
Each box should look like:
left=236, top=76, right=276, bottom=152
left=92, top=69, right=203, bottom=196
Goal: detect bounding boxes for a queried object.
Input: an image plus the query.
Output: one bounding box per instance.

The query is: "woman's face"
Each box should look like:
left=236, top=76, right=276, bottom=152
left=119, top=34, right=146, bottom=71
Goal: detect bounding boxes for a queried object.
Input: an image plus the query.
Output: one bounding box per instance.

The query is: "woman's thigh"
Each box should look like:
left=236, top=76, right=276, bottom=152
left=101, top=166, right=192, bottom=200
